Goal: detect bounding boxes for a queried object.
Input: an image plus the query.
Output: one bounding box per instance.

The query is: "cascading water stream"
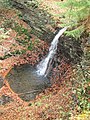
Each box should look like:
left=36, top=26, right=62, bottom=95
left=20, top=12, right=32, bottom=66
left=36, top=27, right=68, bottom=76
left=2, top=27, right=68, bottom=102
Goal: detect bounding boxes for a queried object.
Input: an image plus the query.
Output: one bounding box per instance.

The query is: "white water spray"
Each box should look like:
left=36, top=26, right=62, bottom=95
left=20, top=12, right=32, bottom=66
left=36, top=27, right=68, bottom=76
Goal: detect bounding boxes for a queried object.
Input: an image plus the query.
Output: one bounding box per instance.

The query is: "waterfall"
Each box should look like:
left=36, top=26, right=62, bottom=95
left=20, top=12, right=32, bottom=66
left=36, top=27, right=68, bottom=76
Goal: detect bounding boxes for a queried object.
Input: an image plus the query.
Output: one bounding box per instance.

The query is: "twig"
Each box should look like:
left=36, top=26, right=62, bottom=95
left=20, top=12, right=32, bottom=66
left=18, top=90, right=42, bottom=96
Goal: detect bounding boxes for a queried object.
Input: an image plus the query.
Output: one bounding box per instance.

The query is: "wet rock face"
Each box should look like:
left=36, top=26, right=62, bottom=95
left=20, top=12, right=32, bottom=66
left=10, top=0, right=55, bottom=42
left=55, top=35, right=84, bottom=65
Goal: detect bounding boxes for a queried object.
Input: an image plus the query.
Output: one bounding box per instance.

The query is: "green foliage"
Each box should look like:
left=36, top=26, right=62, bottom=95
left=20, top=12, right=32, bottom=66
left=2, top=19, right=33, bottom=48
left=58, top=0, right=90, bottom=38
left=0, top=18, right=36, bottom=59
left=0, top=0, right=11, bottom=8
left=0, top=28, right=9, bottom=42
left=71, top=111, right=90, bottom=120
left=0, top=49, right=26, bottom=60
left=74, top=65, right=90, bottom=112
left=65, top=26, right=84, bottom=38
left=26, top=0, right=39, bottom=9
left=77, top=86, right=90, bottom=111
left=13, top=23, right=35, bottom=50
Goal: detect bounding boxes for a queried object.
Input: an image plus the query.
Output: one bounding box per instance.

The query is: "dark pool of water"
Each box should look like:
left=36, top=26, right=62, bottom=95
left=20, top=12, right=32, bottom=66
left=5, top=64, right=51, bottom=101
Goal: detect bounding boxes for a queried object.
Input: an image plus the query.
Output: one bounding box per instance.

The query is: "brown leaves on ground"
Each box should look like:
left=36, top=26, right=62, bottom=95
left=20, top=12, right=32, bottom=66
left=0, top=3, right=88, bottom=120
left=0, top=7, right=74, bottom=120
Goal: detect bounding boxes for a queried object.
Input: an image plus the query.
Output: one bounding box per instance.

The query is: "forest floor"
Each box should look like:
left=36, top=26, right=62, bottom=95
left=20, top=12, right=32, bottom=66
left=0, top=0, right=90, bottom=120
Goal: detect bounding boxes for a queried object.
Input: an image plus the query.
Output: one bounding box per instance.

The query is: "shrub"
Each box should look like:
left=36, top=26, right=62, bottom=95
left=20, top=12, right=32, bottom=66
left=58, top=0, right=90, bottom=38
